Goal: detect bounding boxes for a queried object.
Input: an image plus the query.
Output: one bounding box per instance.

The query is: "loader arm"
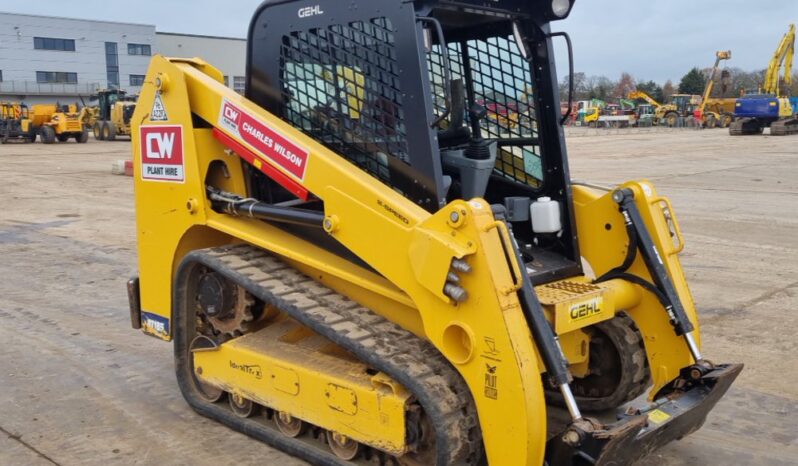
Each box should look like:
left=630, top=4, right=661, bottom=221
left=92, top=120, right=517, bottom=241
left=627, top=90, right=662, bottom=108
left=134, top=55, right=549, bottom=465
left=132, top=46, right=742, bottom=464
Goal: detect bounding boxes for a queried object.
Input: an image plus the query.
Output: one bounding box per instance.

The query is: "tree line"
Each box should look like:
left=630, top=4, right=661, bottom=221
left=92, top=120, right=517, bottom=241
left=559, top=68, right=798, bottom=103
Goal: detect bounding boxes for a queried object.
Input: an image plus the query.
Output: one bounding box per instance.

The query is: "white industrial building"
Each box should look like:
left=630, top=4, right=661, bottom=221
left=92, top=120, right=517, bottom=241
left=0, top=11, right=246, bottom=105
left=155, top=33, right=247, bottom=94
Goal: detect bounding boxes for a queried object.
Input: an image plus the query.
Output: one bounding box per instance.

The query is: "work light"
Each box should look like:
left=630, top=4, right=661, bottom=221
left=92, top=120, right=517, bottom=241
left=551, top=0, right=571, bottom=17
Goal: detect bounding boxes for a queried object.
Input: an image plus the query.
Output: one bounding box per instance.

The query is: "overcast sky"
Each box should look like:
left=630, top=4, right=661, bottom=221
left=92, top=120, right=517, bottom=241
left=2, top=0, right=796, bottom=83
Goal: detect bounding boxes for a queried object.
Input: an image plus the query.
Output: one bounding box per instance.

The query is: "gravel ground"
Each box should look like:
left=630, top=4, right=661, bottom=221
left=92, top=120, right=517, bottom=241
left=0, top=127, right=795, bottom=465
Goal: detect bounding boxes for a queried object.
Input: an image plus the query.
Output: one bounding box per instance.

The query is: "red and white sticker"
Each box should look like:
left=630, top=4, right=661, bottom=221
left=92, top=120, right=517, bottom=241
left=140, top=125, right=184, bottom=182
left=218, top=98, right=309, bottom=180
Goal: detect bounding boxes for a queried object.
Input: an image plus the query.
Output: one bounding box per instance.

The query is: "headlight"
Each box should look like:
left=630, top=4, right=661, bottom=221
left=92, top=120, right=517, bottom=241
left=551, top=0, right=571, bottom=17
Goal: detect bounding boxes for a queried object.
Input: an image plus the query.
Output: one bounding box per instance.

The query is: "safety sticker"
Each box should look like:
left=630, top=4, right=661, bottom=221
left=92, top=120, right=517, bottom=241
left=141, top=312, right=170, bottom=340
left=151, top=93, right=169, bottom=121
left=484, top=363, right=498, bottom=400
left=140, top=125, right=184, bottom=182
left=218, top=98, right=309, bottom=180
left=647, top=409, right=672, bottom=425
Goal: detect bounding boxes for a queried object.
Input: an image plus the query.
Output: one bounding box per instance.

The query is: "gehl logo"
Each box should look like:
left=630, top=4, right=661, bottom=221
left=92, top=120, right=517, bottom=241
left=570, top=298, right=602, bottom=322
left=298, top=5, right=324, bottom=18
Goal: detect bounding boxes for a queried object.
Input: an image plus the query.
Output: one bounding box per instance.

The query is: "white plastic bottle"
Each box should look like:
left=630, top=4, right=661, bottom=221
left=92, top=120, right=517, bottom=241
left=530, top=197, right=562, bottom=234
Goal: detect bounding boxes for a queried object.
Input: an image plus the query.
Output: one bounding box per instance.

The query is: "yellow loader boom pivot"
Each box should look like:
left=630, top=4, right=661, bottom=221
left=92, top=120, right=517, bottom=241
left=129, top=1, right=741, bottom=465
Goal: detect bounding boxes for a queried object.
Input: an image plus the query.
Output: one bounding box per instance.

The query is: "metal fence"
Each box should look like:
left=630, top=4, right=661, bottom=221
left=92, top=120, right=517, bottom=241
left=0, top=80, right=102, bottom=96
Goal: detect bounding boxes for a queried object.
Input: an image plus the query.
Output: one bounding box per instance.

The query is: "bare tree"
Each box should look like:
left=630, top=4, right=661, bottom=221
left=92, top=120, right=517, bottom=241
left=612, top=72, right=636, bottom=99
left=559, top=72, right=587, bottom=101
left=790, top=72, right=798, bottom=96
left=663, top=80, right=675, bottom=100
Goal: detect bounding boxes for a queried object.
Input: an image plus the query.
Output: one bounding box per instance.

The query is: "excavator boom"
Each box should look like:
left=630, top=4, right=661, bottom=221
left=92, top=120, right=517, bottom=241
left=764, top=24, right=795, bottom=96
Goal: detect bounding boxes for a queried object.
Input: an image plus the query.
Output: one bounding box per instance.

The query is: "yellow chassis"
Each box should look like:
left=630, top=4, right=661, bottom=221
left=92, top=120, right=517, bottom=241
left=133, top=56, right=702, bottom=465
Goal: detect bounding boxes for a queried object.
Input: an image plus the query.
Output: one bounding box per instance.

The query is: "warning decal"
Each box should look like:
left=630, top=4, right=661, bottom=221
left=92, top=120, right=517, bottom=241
left=151, top=93, right=169, bottom=121
left=647, top=409, right=672, bottom=425
left=218, top=98, right=309, bottom=180
left=140, top=125, right=184, bottom=182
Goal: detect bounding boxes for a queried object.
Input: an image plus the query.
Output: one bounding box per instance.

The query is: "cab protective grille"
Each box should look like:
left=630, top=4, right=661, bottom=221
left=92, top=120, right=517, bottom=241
left=280, top=17, right=408, bottom=184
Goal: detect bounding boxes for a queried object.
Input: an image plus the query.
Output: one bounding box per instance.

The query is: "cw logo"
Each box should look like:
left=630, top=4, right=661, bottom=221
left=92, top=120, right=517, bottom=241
left=145, top=131, right=177, bottom=159
left=223, top=104, right=240, bottom=123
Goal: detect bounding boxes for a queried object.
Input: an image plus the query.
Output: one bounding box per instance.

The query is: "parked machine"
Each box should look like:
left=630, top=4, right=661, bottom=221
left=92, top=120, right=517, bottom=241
left=128, top=1, right=742, bottom=465
left=0, top=102, right=36, bottom=144
left=694, top=51, right=732, bottom=128
left=627, top=91, right=701, bottom=127
left=597, top=101, right=637, bottom=128
left=730, top=24, right=797, bottom=136
left=90, top=89, right=137, bottom=141
left=576, top=99, right=604, bottom=126
left=704, top=98, right=737, bottom=127
left=29, top=104, right=88, bottom=144
left=635, top=103, right=656, bottom=126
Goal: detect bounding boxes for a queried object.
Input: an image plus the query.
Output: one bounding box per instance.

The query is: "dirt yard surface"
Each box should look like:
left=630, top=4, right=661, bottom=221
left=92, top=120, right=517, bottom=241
left=0, top=128, right=796, bottom=465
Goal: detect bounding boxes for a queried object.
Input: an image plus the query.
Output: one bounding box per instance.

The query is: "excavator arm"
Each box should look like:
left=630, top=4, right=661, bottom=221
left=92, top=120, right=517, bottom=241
left=764, top=24, right=795, bottom=96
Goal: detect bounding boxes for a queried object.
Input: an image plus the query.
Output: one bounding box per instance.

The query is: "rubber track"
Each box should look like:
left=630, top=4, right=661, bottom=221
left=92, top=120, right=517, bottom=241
left=187, top=245, right=482, bottom=465
left=545, top=312, right=650, bottom=412
left=771, top=118, right=798, bottom=136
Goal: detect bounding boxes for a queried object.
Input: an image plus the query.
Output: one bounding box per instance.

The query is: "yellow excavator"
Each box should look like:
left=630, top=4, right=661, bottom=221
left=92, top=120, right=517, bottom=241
left=128, top=1, right=742, bottom=464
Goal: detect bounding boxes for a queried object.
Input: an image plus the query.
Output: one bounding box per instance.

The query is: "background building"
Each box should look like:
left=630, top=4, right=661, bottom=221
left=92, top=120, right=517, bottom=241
left=0, top=12, right=155, bottom=104
left=0, top=12, right=246, bottom=105
left=155, top=32, right=247, bottom=94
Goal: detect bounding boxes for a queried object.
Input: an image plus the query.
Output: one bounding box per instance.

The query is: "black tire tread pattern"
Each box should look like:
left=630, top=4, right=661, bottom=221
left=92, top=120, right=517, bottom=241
left=546, top=312, right=651, bottom=412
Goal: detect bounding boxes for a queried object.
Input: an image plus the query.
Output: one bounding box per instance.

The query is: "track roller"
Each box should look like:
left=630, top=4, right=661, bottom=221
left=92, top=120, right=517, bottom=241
left=274, top=411, right=306, bottom=438
left=229, top=393, right=258, bottom=418
left=326, top=431, right=361, bottom=461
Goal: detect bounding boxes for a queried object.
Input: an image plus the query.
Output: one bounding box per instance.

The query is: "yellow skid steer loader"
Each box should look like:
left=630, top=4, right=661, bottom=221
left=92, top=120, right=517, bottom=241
left=128, top=1, right=742, bottom=464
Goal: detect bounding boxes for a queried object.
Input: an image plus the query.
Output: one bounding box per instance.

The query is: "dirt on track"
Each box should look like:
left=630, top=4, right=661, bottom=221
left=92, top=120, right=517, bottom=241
left=0, top=128, right=796, bottom=465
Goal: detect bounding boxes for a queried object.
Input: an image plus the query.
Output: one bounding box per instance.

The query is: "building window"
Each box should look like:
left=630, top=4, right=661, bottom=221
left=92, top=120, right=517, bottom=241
left=0, top=70, right=3, bottom=82
left=130, top=75, right=145, bottom=86
left=106, top=43, right=118, bottom=67
left=224, top=76, right=229, bottom=87
left=34, top=37, right=76, bottom=52
left=107, top=72, right=119, bottom=87
left=36, top=71, right=78, bottom=84
left=105, top=42, right=120, bottom=88
left=128, top=43, right=152, bottom=56
left=233, top=76, right=246, bottom=94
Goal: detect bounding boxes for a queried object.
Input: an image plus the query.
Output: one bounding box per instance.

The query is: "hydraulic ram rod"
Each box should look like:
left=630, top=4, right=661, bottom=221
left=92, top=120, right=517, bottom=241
left=208, top=187, right=324, bottom=228
left=502, top=217, right=581, bottom=420
left=612, top=188, right=702, bottom=362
